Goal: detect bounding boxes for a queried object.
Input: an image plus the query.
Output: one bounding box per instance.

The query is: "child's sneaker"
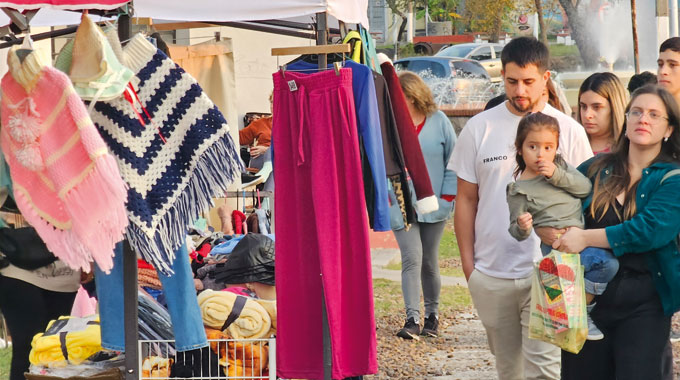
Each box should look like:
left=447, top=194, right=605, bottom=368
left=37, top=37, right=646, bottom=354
left=586, top=303, right=604, bottom=340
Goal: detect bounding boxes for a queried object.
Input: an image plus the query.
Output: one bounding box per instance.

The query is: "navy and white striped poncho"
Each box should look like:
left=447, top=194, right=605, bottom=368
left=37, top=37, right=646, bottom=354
left=89, top=34, right=243, bottom=275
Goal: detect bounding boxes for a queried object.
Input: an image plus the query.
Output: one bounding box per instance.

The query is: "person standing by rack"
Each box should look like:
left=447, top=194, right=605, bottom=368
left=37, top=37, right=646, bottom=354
left=391, top=71, right=457, bottom=339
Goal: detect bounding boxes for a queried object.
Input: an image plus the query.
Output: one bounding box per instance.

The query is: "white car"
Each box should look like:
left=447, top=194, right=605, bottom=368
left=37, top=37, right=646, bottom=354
left=436, top=43, right=504, bottom=82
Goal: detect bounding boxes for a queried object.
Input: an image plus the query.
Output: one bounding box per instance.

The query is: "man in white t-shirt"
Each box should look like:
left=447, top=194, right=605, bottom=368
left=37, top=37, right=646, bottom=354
left=448, top=37, right=592, bottom=380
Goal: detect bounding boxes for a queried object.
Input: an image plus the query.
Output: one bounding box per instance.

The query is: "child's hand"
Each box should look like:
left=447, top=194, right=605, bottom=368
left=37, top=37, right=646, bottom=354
left=537, top=159, right=556, bottom=178
left=517, top=212, right=533, bottom=231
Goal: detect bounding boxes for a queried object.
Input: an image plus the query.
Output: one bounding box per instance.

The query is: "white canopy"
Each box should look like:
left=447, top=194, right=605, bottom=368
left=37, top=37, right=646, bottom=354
left=0, top=0, right=369, bottom=29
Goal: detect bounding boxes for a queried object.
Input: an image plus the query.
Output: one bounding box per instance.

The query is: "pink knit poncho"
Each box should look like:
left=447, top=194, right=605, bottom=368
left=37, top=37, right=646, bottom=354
left=0, top=47, right=128, bottom=272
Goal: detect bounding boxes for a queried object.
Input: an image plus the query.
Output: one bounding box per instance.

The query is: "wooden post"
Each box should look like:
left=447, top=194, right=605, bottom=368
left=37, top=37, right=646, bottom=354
left=631, top=0, right=640, bottom=74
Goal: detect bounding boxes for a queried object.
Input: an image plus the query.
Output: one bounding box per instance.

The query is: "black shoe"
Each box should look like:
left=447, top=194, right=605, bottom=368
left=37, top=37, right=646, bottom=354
left=421, top=314, right=439, bottom=337
left=396, top=317, right=420, bottom=340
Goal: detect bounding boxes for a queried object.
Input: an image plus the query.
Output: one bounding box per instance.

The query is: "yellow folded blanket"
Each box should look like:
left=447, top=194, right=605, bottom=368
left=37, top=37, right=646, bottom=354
left=197, top=290, right=271, bottom=339
left=254, top=298, right=276, bottom=337
left=29, top=315, right=102, bottom=367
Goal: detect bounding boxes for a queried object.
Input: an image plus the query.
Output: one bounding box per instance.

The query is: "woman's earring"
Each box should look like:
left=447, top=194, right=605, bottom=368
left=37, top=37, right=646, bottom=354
left=665, top=136, right=669, bottom=142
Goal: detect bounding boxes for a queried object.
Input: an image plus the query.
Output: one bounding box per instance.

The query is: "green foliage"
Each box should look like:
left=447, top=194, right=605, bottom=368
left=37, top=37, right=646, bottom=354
left=550, top=43, right=580, bottom=57
left=416, top=0, right=461, bottom=22
left=0, top=348, right=11, bottom=379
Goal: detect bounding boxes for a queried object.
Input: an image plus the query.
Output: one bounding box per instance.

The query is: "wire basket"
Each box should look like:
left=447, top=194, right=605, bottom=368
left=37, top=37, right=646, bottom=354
left=139, top=338, right=276, bottom=380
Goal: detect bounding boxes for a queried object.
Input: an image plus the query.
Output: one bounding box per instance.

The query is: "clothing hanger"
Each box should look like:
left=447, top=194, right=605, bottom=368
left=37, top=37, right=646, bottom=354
left=272, top=44, right=351, bottom=77
left=16, top=32, right=33, bottom=63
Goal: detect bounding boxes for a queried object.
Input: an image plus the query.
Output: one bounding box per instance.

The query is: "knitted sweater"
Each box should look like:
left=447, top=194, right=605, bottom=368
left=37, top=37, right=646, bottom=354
left=0, top=46, right=129, bottom=272
left=87, top=34, right=243, bottom=274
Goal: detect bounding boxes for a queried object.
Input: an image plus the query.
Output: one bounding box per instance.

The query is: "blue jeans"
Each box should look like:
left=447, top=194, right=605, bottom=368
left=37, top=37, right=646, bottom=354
left=540, top=244, right=619, bottom=296
left=95, top=241, right=207, bottom=352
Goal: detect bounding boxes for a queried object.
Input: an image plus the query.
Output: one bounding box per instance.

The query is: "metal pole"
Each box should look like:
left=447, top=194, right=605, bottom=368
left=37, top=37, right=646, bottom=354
left=117, top=10, right=139, bottom=380
left=315, top=13, right=332, bottom=380
left=671, top=0, right=679, bottom=37
left=631, top=0, right=640, bottom=74
left=425, top=3, right=428, bottom=36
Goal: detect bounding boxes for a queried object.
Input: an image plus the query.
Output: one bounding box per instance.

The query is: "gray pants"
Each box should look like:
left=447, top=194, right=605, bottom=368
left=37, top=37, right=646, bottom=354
left=393, top=220, right=446, bottom=321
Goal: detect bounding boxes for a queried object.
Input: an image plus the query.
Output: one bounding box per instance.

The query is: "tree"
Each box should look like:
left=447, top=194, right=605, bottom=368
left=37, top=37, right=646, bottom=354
left=386, top=0, right=427, bottom=41
left=535, top=0, right=547, bottom=45
left=558, top=0, right=600, bottom=69
left=518, top=0, right=562, bottom=46
left=464, top=0, right=516, bottom=42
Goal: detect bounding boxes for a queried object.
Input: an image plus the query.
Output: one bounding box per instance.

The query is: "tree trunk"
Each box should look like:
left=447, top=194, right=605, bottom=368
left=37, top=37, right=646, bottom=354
left=631, top=0, right=639, bottom=73
left=398, top=16, right=408, bottom=42
left=490, top=11, right=502, bottom=42
left=559, top=0, right=599, bottom=69
left=535, top=0, right=548, bottom=46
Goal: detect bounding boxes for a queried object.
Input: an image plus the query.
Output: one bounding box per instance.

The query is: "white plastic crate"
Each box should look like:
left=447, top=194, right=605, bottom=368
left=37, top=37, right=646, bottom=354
left=139, top=338, right=276, bottom=380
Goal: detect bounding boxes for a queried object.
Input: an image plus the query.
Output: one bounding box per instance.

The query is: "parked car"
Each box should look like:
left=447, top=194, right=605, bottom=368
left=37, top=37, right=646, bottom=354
left=394, top=56, right=495, bottom=108
left=393, top=56, right=490, bottom=80
left=435, top=43, right=503, bottom=82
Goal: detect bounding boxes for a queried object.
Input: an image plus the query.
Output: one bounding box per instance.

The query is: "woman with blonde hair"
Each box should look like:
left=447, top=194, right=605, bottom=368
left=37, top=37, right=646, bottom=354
left=577, top=72, right=629, bottom=155
left=390, top=71, right=457, bottom=339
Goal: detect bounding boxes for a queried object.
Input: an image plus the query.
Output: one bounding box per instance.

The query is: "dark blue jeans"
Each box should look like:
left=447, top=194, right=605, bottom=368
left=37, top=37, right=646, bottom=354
left=541, top=244, right=619, bottom=295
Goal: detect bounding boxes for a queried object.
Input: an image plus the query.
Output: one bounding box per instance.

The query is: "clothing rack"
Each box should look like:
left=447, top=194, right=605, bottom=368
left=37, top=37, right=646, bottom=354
left=270, top=14, right=350, bottom=379
left=0, top=8, right=354, bottom=380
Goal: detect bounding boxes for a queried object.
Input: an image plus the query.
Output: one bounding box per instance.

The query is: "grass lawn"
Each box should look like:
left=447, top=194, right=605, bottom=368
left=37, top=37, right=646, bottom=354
left=373, top=278, right=471, bottom=318
left=0, top=347, right=11, bottom=379
left=549, top=44, right=580, bottom=57
left=385, top=219, right=464, bottom=278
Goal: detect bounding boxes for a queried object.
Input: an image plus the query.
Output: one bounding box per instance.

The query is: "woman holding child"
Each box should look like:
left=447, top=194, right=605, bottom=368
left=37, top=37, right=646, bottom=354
left=555, top=85, right=680, bottom=379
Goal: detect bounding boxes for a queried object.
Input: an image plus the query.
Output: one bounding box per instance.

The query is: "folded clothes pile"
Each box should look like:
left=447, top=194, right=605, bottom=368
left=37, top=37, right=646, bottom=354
left=213, top=233, right=274, bottom=285
left=198, top=290, right=272, bottom=340
left=29, top=315, right=102, bottom=367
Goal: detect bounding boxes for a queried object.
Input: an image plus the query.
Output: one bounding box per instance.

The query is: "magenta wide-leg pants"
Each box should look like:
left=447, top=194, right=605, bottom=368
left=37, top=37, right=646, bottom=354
left=273, top=68, right=377, bottom=379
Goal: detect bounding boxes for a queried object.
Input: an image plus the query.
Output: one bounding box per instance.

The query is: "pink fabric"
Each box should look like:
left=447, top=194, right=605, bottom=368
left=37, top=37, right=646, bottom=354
left=273, top=68, right=377, bottom=379
left=1, top=54, right=128, bottom=273
left=70, top=286, right=97, bottom=317
left=0, top=0, right=127, bottom=9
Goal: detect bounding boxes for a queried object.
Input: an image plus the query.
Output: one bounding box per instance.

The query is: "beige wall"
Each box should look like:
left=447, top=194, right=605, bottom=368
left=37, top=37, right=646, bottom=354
left=179, top=26, right=310, bottom=129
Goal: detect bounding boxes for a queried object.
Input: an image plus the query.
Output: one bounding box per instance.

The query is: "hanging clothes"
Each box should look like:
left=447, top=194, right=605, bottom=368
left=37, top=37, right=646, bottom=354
left=380, top=62, right=438, bottom=215
left=284, top=59, right=389, bottom=231
left=273, top=68, right=377, bottom=379
left=372, top=71, right=416, bottom=226
left=64, top=34, right=243, bottom=275
left=0, top=46, right=128, bottom=273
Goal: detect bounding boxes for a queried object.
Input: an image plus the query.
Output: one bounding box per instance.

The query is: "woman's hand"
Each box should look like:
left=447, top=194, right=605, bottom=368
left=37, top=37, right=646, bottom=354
left=553, top=227, right=588, bottom=253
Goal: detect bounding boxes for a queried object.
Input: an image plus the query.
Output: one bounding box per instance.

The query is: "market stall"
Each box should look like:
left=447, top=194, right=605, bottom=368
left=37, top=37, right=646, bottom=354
left=0, top=2, right=373, bottom=380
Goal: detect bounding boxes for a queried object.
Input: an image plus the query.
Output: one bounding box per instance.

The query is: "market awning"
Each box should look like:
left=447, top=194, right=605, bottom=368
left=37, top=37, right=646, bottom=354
left=0, top=0, right=126, bottom=9
left=0, top=0, right=369, bottom=29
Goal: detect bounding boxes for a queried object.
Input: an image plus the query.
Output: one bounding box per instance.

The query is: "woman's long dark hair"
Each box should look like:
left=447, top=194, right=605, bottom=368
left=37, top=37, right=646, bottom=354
left=587, top=85, right=680, bottom=221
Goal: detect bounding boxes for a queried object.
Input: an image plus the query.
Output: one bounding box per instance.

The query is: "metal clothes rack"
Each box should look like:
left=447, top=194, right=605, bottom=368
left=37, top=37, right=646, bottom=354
left=0, top=7, right=353, bottom=380
left=270, top=15, right=353, bottom=379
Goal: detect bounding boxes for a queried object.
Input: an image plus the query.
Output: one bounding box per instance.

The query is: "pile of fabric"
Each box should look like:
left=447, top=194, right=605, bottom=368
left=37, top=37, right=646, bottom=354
left=197, top=289, right=274, bottom=340
left=141, top=356, right=172, bottom=378
left=29, top=315, right=102, bottom=367
left=212, top=233, right=275, bottom=286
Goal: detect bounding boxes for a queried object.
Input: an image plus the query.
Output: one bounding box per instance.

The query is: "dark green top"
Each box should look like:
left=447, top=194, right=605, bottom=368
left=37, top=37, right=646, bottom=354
left=578, top=157, right=680, bottom=315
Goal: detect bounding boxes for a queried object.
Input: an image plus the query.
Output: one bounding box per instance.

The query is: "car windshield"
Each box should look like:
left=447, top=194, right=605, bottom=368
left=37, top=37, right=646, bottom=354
left=437, top=45, right=476, bottom=58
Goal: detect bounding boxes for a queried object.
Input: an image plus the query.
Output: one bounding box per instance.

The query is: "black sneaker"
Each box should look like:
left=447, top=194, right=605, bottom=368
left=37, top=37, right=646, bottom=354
left=421, top=314, right=439, bottom=337
left=396, top=317, right=420, bottom=340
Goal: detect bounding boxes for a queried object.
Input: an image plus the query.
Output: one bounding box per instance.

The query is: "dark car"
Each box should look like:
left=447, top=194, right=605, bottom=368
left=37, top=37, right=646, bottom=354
left=394, top=56, right=496, bottom=108
left=394, top=56, right=490, bottom=80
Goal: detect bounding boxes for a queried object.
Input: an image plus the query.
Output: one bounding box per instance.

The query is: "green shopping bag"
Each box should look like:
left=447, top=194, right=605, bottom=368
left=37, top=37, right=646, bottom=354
left=528, top=251, right=588, bottom=354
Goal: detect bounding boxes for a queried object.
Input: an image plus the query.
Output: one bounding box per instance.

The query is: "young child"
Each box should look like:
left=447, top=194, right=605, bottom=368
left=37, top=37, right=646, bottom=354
left=506, top=112, right=619, bottom=341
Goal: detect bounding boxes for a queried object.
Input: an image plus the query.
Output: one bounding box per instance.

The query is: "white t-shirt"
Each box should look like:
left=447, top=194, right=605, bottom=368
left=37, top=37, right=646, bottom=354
left=448, top=102, right=593, bottom=279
